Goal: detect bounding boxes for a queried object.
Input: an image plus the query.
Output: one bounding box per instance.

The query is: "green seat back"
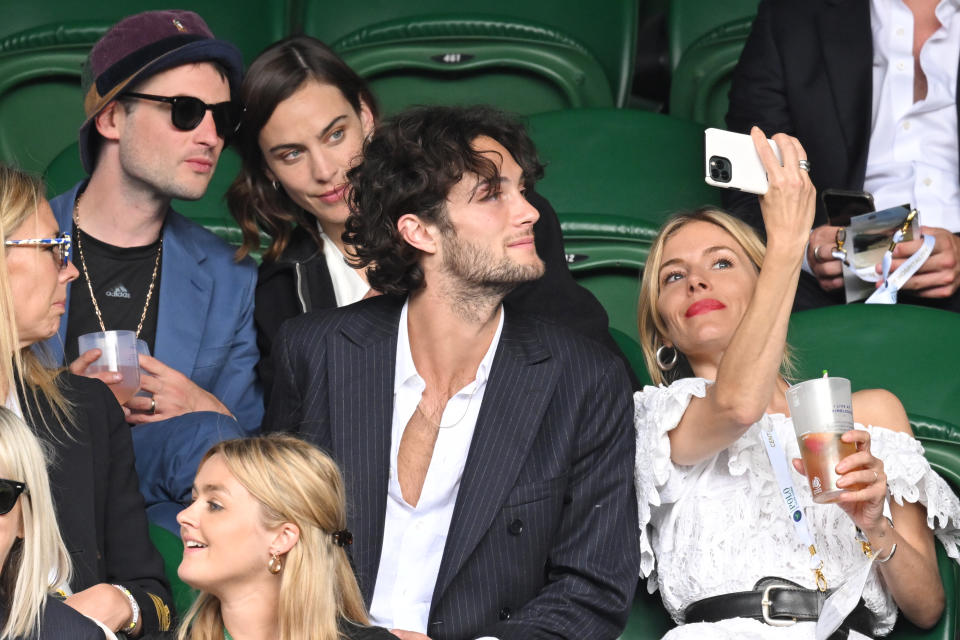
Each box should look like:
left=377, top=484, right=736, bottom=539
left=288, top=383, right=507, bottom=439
left=526, top=108, right=720, bottom=340
left=333, top=15, right=613, bottom=116
left=44, top=142, right=248, bottom=251
left=560, top=213, right=655, bottom=344
left=668, top=18, right=754, bottom=129
left=298, top=0, right=638, bottom=107
left=0, top=23, right=104, bottom=174
left=148, top=523, right=197, bottom=617
left=528, top=109, right=721, bottom=228
left=0, top=5, right=286, bottom=63
left=787, top=305, right=960, bottom=428
left=667, top=0, right=760, bottom=70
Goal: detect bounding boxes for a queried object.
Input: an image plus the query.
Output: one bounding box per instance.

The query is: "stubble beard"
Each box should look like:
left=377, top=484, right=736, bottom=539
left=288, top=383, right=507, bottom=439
left=439, top=232, right=545, bottom=322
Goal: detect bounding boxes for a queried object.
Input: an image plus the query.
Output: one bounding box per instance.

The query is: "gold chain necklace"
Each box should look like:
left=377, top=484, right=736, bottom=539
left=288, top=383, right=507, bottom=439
left=73, top=193, right=162, bottom=337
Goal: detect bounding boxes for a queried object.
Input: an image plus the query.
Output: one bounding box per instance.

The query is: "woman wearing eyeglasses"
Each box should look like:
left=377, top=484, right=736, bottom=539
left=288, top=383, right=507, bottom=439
left=175, top=434, right=395, bottom=640
left=227, top=35, right=635, bottom=397
left=0, top=165, right=172, bottom=636
left=0, top=407, right=106, bottom=639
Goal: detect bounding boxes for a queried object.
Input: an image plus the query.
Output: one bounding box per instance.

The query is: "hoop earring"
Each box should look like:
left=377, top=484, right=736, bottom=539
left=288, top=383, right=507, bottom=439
left=656, top=345, right=678, bottom=371
left=271, top=180, right=280, bottom=191
left=267, top=553, right=283, bottom=574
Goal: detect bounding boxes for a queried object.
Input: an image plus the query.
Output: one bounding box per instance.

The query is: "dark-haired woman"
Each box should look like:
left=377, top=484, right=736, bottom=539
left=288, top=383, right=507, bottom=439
left=228, top=36, right=635, bottom=397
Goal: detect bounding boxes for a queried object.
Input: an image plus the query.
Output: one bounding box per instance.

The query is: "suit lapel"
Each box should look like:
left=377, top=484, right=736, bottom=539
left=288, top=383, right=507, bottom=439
left=431, top=311, right=559, bottom=605
left=153, top=213, right=212, bottom=376
left=818, top=0, right=873, bottom=182
left=332, top=296, right=402, bottom=603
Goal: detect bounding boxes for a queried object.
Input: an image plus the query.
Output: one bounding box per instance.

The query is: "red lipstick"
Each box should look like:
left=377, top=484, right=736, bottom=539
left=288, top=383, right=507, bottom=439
left=685, top=298, right=726, bottom=317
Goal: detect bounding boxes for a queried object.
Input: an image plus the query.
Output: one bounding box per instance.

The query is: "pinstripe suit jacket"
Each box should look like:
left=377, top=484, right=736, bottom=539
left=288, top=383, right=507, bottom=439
left=264, top=295, right=639, bottom=640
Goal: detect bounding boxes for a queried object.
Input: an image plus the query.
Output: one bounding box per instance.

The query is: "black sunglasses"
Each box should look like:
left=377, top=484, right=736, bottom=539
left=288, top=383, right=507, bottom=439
left=119, top=92, right=241, bottom=140
left=0, top=478, right=26, bottom=515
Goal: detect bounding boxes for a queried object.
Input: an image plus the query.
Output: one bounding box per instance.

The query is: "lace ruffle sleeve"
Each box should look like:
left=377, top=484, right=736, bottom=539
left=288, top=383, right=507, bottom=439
left=869, top=425, right=960, bottom=559
left=634, top=378, right=709, bottom=577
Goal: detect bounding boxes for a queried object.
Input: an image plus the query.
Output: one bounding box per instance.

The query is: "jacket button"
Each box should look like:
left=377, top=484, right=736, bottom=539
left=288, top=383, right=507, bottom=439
left=508, top=518, right=524, bottom=535
left=498, top=607, right=512, bottom=620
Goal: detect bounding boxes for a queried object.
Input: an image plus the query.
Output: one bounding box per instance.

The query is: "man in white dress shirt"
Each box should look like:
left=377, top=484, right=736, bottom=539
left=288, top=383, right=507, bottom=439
left=725, top=0, right=960, bottom=311
left=263, top=105, right=639, bottom=640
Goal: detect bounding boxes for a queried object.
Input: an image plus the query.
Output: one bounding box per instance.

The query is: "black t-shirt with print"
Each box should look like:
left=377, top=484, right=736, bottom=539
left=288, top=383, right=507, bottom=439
left=65, top=223, right=162, bottom=363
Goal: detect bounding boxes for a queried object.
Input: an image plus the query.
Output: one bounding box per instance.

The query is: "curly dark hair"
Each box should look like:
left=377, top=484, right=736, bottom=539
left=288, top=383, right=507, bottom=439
left=344, top=105, right=544, bottom=295
left=226, top=35, right=379, bottom=261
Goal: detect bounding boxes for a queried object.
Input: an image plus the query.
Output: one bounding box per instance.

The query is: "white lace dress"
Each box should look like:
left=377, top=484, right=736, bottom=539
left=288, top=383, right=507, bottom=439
left=635, top=378, right=960, bottom=639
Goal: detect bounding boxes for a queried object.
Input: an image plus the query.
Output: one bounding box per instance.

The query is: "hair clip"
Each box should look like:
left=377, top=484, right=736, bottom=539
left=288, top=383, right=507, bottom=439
left=332, top=529, right=353, bottom=548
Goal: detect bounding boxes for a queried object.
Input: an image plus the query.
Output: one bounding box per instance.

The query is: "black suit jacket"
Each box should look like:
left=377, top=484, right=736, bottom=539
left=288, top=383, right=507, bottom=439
left=254, top=190, right=636, bottom=400
left=0, top=595, right=106, bottom=639
left=724, top=0, right=960, bottom=228
left=20, top=374, right=173, bottom=633
left=264, top=295, right=639, bottom=640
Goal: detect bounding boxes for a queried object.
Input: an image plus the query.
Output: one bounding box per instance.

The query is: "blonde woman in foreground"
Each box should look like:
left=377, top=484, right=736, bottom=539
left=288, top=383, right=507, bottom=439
left=633, top=128, right=960, bottom=638
left=0, top=406, right=104, bottom=639
left=176, top=434, right=395, bottom=640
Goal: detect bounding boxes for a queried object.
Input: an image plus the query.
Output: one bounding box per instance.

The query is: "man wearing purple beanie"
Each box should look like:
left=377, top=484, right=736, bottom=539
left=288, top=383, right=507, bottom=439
left=45, top=11, right=262, bottom=531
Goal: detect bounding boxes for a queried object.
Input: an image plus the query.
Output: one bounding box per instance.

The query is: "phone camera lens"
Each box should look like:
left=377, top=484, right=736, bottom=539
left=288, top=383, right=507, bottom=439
left=708, top=156, right=731, bottom=183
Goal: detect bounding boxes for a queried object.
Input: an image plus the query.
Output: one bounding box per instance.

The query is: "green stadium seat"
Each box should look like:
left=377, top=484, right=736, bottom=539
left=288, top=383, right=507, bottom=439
left=528, top=109, right=720, bottom=229
left=667, top=0, right=760, bottom=70
left=148, top=522, right=197, bottom=618
left=0, top=23, right=105, bottom=174
left=787, top=304, right=960, bottom=429
left=298, top=0, right=638, bottom=107
left=668, top=18, right=754, bottom=130
left=526, top=108, right=720, bottom=341
left=44, top=142, right=249, bottom=251
left=0, top=4, right=286, bottom=64
left=561, top=213, right=653, bottom=344
left=333, top=15, right=614, bottom=116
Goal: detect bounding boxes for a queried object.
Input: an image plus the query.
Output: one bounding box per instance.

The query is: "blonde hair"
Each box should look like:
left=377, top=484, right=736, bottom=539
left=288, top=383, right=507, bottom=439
left=177, top=434, right=369, bottom=640
left=0, top=165, right=72, bottom=427
left=0, top=406, right=71, bottom=639
left=638, top=208, right=794, bottom=385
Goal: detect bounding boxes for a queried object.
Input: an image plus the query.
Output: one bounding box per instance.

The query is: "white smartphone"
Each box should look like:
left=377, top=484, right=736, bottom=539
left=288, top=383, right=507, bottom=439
left=704, top=128, right=782, bottom=195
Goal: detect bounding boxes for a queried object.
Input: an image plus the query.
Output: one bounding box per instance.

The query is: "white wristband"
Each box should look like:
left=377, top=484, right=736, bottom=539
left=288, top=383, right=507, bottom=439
left=111, top=583, right=139, bottom=633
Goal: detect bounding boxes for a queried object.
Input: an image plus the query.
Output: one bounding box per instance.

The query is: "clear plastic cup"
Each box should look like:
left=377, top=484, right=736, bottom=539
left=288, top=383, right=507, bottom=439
left=786, top=376, right=856, bottom=503
left=77, top=330, right=141, bottom=404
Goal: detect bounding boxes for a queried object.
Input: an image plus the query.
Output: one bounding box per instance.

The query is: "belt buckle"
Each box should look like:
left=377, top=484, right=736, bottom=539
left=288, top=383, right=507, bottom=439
left=761, top=584, right=798, bottom=627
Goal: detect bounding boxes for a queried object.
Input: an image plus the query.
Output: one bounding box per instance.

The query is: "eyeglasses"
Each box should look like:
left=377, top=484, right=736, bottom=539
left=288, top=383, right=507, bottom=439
left=0, top=478, right=26, bottom=515
left=5, top=232, right=71, bottom=269
left=119, top=92, right=241, bottom=140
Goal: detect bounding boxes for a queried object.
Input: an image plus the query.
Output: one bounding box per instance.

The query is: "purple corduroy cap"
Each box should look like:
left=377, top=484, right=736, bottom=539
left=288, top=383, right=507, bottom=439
left=78, top=10, right=244, bottom=173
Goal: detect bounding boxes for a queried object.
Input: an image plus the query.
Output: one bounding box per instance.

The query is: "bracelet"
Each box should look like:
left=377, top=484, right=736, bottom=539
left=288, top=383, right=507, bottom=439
left=877, top=543, right=898, bottom=564
left=111, top=584, right=139, bottom=633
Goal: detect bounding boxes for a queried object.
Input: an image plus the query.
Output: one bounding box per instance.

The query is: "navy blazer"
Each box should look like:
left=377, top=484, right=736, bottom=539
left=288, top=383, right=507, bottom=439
left=264, top=295, right=639, bottom=640
left=48, top=181, right=263, bottom=433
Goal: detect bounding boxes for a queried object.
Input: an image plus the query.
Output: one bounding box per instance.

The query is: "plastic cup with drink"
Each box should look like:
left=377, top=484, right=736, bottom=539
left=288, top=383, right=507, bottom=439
left=77, top=330, right=141, bottom=404
left=786, top=374, right=857, bottom=503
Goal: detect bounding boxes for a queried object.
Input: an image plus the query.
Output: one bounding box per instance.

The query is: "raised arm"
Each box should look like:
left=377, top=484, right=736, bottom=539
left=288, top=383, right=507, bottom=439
left=669, top=129, right=815, bottom=465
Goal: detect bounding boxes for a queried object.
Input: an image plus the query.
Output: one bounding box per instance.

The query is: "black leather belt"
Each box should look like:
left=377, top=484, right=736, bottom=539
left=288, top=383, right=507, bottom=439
left=684, top=578, right=875, bottom=638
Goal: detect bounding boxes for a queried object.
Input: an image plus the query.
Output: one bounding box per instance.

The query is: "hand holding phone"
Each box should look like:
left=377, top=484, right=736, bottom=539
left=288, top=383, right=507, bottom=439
left=704, top=128, right=782, bottom=195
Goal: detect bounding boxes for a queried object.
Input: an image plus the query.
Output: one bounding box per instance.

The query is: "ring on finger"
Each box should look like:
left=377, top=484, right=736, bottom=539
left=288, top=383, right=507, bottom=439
left=799, top=159, right=812, bottom=172
left=873, top=470, right=879, bottom=483
left=149, top=397, right=156, bottom=415
left=814, top=245, right=823, bottom=263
